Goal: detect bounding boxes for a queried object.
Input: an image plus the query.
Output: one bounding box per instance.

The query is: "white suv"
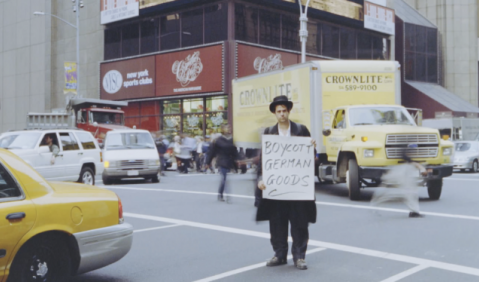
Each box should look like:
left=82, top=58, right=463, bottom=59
left=0, top=129, right=103, bottom=185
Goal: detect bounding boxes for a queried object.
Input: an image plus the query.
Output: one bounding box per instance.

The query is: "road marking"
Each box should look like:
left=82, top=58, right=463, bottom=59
left=124, top=212, right=479, bottom=278
left=104, top=186, right=479, bottom=221
left=379, top=265, right=429, bottom=282
left=193, top=248, right=326, bottom=282
left=133, top=224, right=181, bottom=233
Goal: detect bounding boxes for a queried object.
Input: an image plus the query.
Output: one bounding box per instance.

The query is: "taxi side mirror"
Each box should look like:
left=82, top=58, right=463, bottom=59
left=322, top=129, right=331, bottom=137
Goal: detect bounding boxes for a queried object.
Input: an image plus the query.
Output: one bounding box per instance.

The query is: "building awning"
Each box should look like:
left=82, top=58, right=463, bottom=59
left=394, top=0, right=436, bottom=28
left=406, top=81, right=479, bottom=114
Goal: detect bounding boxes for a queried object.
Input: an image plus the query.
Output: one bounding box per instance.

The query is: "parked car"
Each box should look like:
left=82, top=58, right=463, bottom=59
left=0, top=129, right=103, bottom=185
left=0, top=148, right=133, bottom=281
left=453, top=141, right=479, bottom=172
left=102, top=129, right=161, bottom=184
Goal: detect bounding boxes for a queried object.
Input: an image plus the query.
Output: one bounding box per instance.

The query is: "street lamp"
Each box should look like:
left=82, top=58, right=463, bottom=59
left=298, top=0, right=311, bottom=63
left=34, top=0, right=84, bottom=98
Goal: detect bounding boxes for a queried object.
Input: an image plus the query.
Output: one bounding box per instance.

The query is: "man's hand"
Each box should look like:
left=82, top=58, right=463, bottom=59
left=257, top=180, right=266, bottom=190
left=50, top=156, right=55, bottom=165
left=311, top=138, right=316, bottom=147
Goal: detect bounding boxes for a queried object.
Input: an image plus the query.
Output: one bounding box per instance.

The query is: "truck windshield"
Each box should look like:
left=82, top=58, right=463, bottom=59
left=105, top=132, right=155, bottom=150
left=91, top=112, right=123, bottom=125
left=0, top=133, right=41, bottom=149
left=349, top=107, right=416, bottom=126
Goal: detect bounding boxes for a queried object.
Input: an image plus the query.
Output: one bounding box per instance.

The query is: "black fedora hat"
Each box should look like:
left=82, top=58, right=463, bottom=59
left=269, top=95, right=293, bottom=113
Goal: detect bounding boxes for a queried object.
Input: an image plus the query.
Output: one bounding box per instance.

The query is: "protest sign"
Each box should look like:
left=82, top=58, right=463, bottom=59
left=262, top=135, right=315, bottom=200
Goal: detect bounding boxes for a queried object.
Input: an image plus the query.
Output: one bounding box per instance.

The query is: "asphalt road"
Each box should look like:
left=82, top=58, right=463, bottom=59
left=71, top=170, right=479, bottom=282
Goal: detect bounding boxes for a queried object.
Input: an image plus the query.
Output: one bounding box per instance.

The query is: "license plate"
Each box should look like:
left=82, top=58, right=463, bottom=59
left=127, top=170, right=139, bottom=176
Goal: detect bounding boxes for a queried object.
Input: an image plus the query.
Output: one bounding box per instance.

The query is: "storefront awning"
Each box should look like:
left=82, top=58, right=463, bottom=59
left=394, top=0, right=436, bottom=28
left=406, top=80, right=479, bottom=114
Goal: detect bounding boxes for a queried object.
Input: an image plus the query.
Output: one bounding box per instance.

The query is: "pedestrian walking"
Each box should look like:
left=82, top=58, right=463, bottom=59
left=205, top=124, right=239, bottom=202
left=371, top=151, right=427, bottom=218
left=182, top=132, right=197, bottom=171
left=195, top=136, right=204, bottom=172
left=256, top=95, right=317, bottom=270
left=173, top=135, right=191, bottom=174
left=202, top=135, right=215, bottom=174
left=156, top=135, right=169, bottom=176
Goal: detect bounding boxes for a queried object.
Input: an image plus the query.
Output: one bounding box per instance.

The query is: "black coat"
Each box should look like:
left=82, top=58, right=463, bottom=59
left=256, top=121, right=317, bottom=227
left=206, top=135, right=238, bottom=169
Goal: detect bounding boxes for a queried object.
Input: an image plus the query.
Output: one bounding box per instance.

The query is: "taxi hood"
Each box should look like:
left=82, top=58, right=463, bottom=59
left=48, top=181, right=116, bottom=198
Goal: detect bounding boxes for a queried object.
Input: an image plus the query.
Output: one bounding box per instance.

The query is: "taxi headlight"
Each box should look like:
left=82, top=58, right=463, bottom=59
left=364, top=149, right=374, bottom=158
left=443, top=147, right=452, bottom=156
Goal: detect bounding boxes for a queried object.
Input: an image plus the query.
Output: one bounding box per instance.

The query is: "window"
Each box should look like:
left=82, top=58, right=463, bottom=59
left=0, top=162, right=21, bottom=199
left=59, top=133, right=80, bottom=151
left=122, top=23, right=140, bottom=57
left=0, top=133, right=41, bottom=149
left=372, top=36, right=387, bottom=60
left=306, top=22, right=320, bottom=55
left=104, top=28, right=121, bottom=60
left=357, top=32, right=372, bottom=59
left=183, top=98, right=204, bottom=113
left=322, top=24, right=339, bottom=58
left=282, top=15, right=300, bottom=51
left=105, top=132, right=155, bottom=150
left=205, top=4, right=227, bottom=43
left=76, top=132, right=97, bottom=150
left=340, top=28, right=356, bottom=59
left=206, top=96, right=227, bottom=112
left=404, top=23, right=438, bottom=82
left=160, top=14, right=180, bottom=51
left=259, top=10, right=280, bottom=48
left=162, top=100, right=181, bottom=114
left=235, top=4, right=258, bottom=43
left=141, top=19, right=159, bottom=54
left=182, top=8, right=204, bottom=47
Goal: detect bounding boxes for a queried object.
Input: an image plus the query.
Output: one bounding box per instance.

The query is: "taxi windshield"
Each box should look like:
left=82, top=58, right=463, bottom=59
left=349, top=107, right=416, bottom=126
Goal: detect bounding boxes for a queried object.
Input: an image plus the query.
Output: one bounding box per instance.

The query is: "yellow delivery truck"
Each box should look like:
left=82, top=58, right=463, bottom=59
left=232, top=60, right=453, bottom=200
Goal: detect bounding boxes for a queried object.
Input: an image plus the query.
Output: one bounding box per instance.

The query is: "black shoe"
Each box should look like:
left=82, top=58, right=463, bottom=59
left=294, top=259, right=308, bottom=270
left=266, top=256, right=287, bottom=267
left=409, top=212, right=425, bottom=218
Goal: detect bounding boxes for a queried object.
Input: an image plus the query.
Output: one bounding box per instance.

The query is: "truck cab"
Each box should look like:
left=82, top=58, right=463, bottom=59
left=320, top=104, right=454, bottom=200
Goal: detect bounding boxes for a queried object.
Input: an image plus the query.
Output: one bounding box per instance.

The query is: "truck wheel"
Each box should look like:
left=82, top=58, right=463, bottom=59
left=78, top=167, right=95, bottom=185
left=346, top=159, right=361, bottom=201
left=471, top=160, right=478, bottom=173
left=102, top=174, right=113, bottom=185
left=427, top=179, right=442, bottom=200
left=9, top=235, right=71, bottom=282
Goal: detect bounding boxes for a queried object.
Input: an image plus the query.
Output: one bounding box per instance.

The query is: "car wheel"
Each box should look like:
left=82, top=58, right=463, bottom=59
left=471, top=160, right=478, bottom=173
left=427, top=179, right=442, bottom=200
left=78, top=167, right=95, bottom=185
left=8, top=235, right=71, bottom=282
left=346, top=159, right=361, bottom=201
left=102, top=174, right=113, bottom=185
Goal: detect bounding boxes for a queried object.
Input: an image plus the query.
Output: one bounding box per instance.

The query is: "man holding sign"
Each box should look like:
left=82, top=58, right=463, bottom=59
left=256, top=95, right=317, bottom=270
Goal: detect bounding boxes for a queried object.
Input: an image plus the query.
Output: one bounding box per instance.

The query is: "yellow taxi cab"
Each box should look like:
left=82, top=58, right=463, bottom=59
left=0, top=149, right=133, bottom=282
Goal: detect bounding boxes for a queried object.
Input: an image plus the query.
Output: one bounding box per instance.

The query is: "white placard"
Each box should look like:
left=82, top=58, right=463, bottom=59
left=262, top=135, right=315, bottom=200
left=101, top=1, right=139, bottom=25
left=364, top=1, right=395, bottom=35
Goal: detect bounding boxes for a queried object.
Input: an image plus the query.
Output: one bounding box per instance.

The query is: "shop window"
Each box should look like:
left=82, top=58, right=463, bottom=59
left=140, top=116, right=160, bottom=131
left=125, top=117, right=140, bottom=128
left=205, top=4, right=227, bottom=43
left=123, top=102, right=140, bottom=117
left=427, top=55, right=438, bottom=83
left=405, top=52, right=415, bottom=80
left=404, top=23, right=438, bottom=82
left=372, top=36, right=388, bottom=60
left=340, top=28, right=356, bottom=59
left=122, top=23, right=140, bottom=57
left=141, top=19, right=159, bottom=54
left=357, top=32, right=372, bottom=59
left=415, top=26, right=427, bottom=53
left=163, top=115, right=181, bottom=136
left=141, top=101, right=160, bottom=115
left=306, top=22, right=320, bottom=55
left=415, top=54, right=426, bottom=82
left=206, top=112, right=227, bottom=136
left=322, top=24, right=339, bottom=58
left=183, top=98, right=204, bottom=113
left=259, top=10, right=280, bottom=48
left=160, top=14, right=180, bottom=51
left=104, top=28, right=121, bottom=60
left=405, top=23, right=416, bottom=51
left=183, top=114, right=204, bottom=136
left=427, top=28, right=437, bottom=54
left=235, top=3, right=258, bottom=43
left=282, top=15, right=300, bottom=51
left=206, top=96, right=227, bottom=112
left=162, top=100, right=181, bottom=114
left=182, top=8, right=204, bottom=47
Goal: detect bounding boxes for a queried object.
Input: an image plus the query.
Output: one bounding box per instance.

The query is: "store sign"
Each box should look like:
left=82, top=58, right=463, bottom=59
left=364, top=1, right=395, bottom=35
left=100, top=56, right=155, bottom=100
left=156, top=45, right=223, bottom=96
left=100, top=0, right=139, bottom=25
left=236, top=44, right=298, bottom=78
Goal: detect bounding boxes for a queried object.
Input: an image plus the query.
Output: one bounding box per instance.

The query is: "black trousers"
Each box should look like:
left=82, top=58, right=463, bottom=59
left=269, top=203, right=309, bottom=261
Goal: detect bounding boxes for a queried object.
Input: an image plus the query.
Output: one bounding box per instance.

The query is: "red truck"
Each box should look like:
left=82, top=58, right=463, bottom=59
left=27, top=98, right=130, bottom=145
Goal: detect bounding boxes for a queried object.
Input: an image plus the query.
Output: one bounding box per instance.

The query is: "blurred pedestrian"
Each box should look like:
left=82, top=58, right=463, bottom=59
left=156, top=135, right=169, bottom=176
left=195, top=136, right=204, bottom=172
left=183, top=132, right=197, bottom=171
left=371, top=151, right=427, bottom=218
left=202, top=135, right=215, bottom=174
left=205, top=124, right=239, bottom=202
left=174, top=135, right=191, bottom=174
left=256, top=95, right=317, bottom=270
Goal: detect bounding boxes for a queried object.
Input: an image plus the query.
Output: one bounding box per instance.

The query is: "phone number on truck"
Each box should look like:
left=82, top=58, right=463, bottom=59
left=343, top=85, right=378, bottom=91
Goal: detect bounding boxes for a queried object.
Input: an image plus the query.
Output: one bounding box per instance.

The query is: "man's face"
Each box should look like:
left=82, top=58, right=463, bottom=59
left=274, top=105, right=290, bottom=123
left=45, top=136, right=52, bottom=145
